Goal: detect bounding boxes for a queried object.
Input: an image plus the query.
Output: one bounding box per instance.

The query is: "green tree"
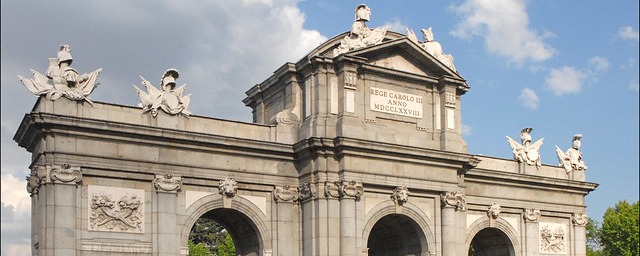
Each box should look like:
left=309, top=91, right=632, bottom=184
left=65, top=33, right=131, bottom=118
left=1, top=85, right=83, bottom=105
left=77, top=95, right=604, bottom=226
left=586, top=218, right=606, bottom=256
left=217, top=233, right=236, bottom=256
left=599, top=200, right=639, bottom=256
left=188, top=240, right=213, bottom=256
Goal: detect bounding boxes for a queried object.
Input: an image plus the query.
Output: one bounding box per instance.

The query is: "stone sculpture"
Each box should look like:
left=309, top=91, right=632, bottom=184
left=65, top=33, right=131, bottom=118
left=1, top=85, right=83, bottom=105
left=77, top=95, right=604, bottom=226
left=333, top=4, right=387, bottom=57
left=18, top=44, right=102, bottom=105
left=507, top=127, right=544, bottom=168
left=391, top=186, right=409, bottom=205
left=407, top=27, right=457, bottom=72
left=134, top=69, right=192, bottom=117
left=555, top=134, right=587, bottom=173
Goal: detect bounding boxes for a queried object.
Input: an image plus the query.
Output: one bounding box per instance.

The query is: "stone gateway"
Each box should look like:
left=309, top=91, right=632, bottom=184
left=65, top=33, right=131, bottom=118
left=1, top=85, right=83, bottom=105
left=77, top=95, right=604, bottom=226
left=15, top=5, right=596, bottom=256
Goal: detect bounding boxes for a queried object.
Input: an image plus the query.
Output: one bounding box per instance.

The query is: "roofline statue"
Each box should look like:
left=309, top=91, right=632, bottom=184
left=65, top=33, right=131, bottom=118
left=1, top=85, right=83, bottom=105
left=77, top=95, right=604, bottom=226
left=555, top=134, right=588, bottom=173
left=333, top=4, right=388, bottom=57
left=134, top=68, right=192, bottom=117
left=18, top=44, right=102, bottom=105
left=506, top=127, right=544, bottom=168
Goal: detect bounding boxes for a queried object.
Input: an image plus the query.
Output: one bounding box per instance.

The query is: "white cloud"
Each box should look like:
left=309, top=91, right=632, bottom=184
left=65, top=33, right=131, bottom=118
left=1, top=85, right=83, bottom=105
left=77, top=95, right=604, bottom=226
left=587, top=57, right=610, bottom=73
left=1, top=1, right=328, bottom=254
left=1, top=174, right=31, bottom=256
left=451, top=0, right=555, bottom=64
left=519, top=88, right=539, bottom=110
left=618, top=26, right=640, bottom=42
left=545, top=66, right=586, bottom=96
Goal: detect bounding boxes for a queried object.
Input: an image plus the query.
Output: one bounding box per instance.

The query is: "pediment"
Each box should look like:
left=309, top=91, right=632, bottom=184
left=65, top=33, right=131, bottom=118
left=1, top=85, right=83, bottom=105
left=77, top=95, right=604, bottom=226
left=347, top=38, right=462, bottom=79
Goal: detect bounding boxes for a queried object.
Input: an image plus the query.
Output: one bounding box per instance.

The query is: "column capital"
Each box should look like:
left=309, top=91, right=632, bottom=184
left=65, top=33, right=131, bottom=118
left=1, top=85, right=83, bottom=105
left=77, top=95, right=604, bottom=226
left=441, top=191, right=466, bottom=211
left=153, top=173, right=182, bottom=193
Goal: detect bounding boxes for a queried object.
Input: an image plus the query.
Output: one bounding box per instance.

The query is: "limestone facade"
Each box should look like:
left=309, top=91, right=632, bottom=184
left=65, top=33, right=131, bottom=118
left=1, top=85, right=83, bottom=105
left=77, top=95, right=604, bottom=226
left=15, top=9, right=597, bottom=256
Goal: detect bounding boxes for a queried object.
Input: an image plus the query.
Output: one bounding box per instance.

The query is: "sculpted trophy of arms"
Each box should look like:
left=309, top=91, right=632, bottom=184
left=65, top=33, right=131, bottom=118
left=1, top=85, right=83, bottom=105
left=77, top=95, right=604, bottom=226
left=506, top=127, right=544, bottom=168
left=134, top=68, right=192, bottom=117
left=555, top=134, right=587, bottom=173
left=18, top=45, right=102, bottom=104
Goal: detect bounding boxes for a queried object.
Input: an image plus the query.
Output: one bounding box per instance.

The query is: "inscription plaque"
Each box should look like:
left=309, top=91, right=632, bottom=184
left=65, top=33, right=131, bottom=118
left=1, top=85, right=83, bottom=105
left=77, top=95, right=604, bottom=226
left=369, top=87, right=423, bottom=118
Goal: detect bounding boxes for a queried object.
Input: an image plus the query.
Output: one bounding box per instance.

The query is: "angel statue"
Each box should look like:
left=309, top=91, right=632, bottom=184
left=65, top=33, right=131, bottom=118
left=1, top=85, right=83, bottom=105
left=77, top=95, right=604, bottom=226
left=506, top=127, right=544, bottom=168
left=555, top=134, right=587, bottom=173
left=18, top=45, right=102, bottom=105
left=134, top=69, right=191, bottom=117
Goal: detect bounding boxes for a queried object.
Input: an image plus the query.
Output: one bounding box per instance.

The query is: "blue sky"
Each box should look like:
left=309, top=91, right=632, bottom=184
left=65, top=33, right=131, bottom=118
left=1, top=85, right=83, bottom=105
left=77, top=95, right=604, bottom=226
left=1, top=1, right=638, bottom=255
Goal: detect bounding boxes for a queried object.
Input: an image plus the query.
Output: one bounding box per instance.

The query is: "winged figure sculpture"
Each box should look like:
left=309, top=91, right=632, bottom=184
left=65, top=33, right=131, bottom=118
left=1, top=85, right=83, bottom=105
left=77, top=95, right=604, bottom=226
left=506, top=127, right=544, bottom=168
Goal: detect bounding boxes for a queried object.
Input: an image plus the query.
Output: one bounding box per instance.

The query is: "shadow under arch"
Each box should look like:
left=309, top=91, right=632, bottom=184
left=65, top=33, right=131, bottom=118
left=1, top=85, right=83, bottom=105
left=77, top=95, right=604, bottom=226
left=362, top=200, right=436, bottom=256
left=465, top=216, right=521, bottom=256
left=181, top=194, right=272, bottom=256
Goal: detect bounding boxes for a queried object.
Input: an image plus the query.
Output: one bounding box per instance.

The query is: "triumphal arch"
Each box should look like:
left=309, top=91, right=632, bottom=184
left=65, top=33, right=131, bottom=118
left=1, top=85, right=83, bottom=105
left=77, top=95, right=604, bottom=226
left=15, top=5, right=597, bottom=256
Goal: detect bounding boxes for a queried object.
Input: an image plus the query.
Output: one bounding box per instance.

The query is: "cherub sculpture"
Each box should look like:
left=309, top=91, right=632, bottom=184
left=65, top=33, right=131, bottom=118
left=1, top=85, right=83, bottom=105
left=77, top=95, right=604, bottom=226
left=555, top=134, right=587, bottom=173
left=18, top=45, right=102, bottom=105
left=134, top=69, right=191, bottom=117
left=507, top=127, right=544, bottom=168
left=333, top=4, right=387, bottom=56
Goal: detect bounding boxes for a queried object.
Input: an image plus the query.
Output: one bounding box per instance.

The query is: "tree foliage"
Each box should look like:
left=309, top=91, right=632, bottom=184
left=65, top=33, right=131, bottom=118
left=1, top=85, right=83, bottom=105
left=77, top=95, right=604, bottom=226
left=217, top=233, right=236, bottom=256
left=599, top=200, right=639, bottom=256
left=189, top=217, right=236, bottom=256
left=188, top=240, right=213, bottom=256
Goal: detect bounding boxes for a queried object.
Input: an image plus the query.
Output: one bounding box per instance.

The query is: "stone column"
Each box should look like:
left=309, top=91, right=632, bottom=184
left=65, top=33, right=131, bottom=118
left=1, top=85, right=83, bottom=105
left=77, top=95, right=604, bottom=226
left=153, top=173, right=182, bottom=256
left=441, top=191, right=466, bottom=256
left=524, top=208, right=541, bottom=256
left=572, top=213, right=588, bottom=256
left=339, top=180, right=363, bottom=256
left=31, top=164, right=83, bottom=256
left=273, top=185, right=300, bottom=256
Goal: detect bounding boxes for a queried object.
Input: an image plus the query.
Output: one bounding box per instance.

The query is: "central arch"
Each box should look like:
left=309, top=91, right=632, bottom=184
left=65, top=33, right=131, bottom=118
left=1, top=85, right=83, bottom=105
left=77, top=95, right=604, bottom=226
left=362, top=201, right=435, bottom=256
left=468, top=228, right=515, bottom=256
left=367, top=214, right=427, bottom=256
left=181, top=194, right=272, bottom=256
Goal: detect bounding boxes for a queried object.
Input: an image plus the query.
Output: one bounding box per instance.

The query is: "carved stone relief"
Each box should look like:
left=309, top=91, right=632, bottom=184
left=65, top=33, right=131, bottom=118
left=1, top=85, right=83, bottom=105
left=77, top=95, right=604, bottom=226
left=441, top=191, right=466, bottom=211
left=572, top=212, right=588, bottom=227
left=153, top=173, right=182, bottom=193
left=539, top=222, right=566, bottom=254
left=324, top=181, right=341, bottom=198
left=340, top=180, right=364, bottom=199
left=25, top=164, right=82, bottom=193
left=88, top=185, right=144, bottom=233
left=273, top=185, right=299, bottom=203
left=487, top=203, right=501, bottom=219
left=218, top=177, right=238, bottom=198
left=524, top=208, right=541, bottom=222
left=298, top=182, right=314, bottom=202
left=390, top=186, right=409, bottom=205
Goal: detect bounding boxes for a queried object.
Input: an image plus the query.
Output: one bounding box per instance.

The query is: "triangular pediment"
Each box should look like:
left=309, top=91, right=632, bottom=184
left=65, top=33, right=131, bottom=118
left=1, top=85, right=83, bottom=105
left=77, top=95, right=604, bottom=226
left=347, top=38, right=462, bottom=79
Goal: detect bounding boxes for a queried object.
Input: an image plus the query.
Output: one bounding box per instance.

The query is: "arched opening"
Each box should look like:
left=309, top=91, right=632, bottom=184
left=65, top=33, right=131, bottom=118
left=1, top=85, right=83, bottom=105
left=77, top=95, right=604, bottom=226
left=468, top=228, right=515, bottom=256
left=367, top=214, right=427, bottom=256
left=189, top=208, right=262, bottom=256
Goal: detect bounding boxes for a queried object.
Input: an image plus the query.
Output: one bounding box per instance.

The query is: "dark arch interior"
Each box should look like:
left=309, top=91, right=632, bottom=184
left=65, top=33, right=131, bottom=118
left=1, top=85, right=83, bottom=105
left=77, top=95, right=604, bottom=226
left=195, top=208, right=262, bottom=256
left=367, top=214, right=426, bottom=256
left=468, top=228, right=514, bottom=256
